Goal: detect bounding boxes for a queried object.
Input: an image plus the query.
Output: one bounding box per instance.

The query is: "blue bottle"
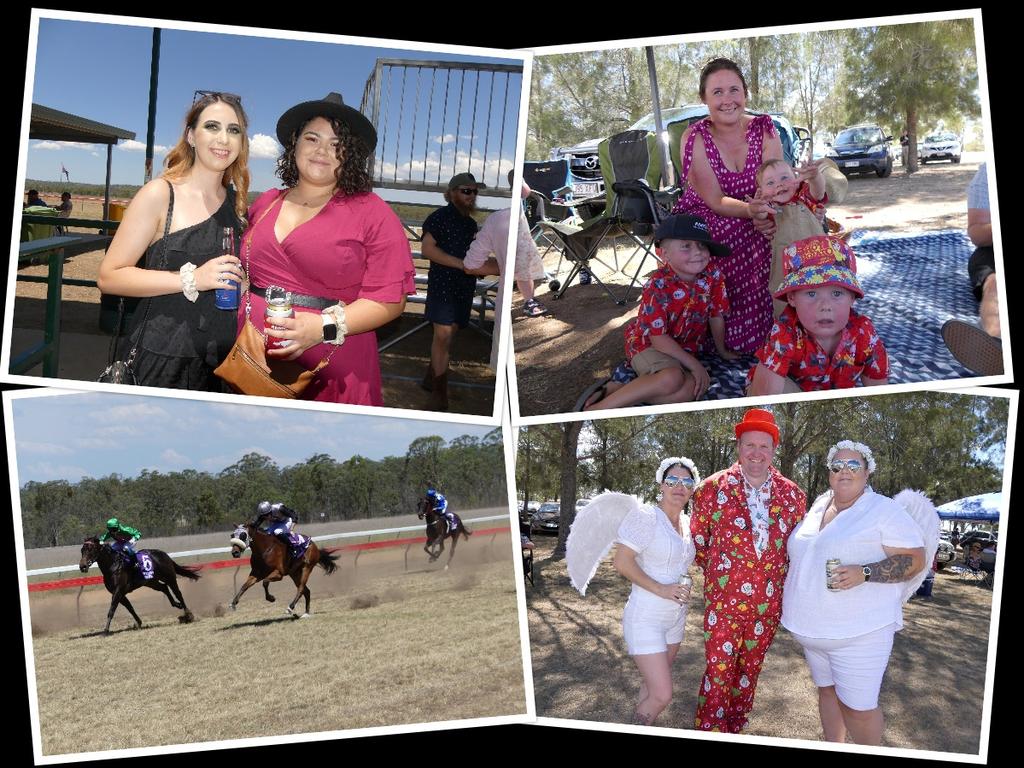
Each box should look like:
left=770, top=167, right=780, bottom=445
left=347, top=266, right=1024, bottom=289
left=215, top=226, right=240, bottom=310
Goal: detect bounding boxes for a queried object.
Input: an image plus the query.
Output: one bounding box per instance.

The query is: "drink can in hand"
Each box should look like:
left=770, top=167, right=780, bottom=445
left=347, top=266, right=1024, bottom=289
left=826, top=558, right=842, bottom=592
left=264, top=285, right=294, bottom=349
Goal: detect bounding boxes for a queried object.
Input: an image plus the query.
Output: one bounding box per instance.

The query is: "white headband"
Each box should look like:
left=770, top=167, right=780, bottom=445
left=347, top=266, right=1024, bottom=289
left=656, top=456, right=701, bottom=486
left=826, top=440, right=876, bottom=474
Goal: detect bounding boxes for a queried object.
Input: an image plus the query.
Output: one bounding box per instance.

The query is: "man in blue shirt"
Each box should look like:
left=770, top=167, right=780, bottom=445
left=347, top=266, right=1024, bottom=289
left=420, top=173, right=484, bottom=410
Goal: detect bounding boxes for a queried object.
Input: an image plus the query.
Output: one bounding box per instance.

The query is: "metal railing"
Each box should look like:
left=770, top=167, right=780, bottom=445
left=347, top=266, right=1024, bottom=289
left=362, top=59, right=522, bottom=196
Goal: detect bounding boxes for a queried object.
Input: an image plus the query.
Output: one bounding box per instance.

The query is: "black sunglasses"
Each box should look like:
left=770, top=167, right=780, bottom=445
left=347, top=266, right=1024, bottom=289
left=193, top=90, right=242, bottom=105
left=457, top=187, right=479, bottom=195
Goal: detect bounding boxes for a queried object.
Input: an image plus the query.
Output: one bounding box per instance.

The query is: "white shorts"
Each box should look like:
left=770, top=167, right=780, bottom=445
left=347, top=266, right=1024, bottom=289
left=623, top=594, right=687, bottom=656
left=790, top=623, right=897, bottom=711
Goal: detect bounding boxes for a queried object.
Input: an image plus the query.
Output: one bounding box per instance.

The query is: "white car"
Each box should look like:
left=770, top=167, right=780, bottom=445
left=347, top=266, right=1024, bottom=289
left=918, top=131, right=962, bottom=164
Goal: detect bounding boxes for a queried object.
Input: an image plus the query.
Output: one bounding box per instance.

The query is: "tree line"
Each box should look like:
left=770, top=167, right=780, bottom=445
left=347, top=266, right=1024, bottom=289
left=528, top=19, right=979, bottom=174
left=21, top=430, right=505, bottom=548
left=517, top=393, right=1007, bottom=555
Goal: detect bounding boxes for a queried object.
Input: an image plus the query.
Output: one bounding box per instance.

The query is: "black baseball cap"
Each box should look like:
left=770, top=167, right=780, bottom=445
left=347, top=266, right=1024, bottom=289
left=654, top=215, right=730, bottom=257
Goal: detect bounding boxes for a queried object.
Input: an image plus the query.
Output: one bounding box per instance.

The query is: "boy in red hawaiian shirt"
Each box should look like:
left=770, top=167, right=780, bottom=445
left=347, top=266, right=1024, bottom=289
left=582, top=215, right=736, bottom=410
left=747, top=235, right=889, bottom=396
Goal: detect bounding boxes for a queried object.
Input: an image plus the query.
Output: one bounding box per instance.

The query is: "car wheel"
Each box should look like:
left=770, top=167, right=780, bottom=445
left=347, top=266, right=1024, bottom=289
left=920, top=158, right=927, bottom=165
left=936, top=560, right=948, bottom=571
left=952, top=156, right=961, bottom=164
left=877, top=160, right=892, bottom=178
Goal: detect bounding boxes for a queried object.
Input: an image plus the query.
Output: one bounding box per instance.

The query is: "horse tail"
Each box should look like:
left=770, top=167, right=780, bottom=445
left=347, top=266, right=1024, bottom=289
left=317, top=547, right=340, bottom=575
left=462, top=523, right=472, bottom=539
left=173, top=562, right=202, bottom=581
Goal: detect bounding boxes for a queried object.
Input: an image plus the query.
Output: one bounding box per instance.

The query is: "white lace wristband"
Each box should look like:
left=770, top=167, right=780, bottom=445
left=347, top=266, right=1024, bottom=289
left=321, top=303, right=348, bottom=346
left=180, top=262, right=199, bottom=303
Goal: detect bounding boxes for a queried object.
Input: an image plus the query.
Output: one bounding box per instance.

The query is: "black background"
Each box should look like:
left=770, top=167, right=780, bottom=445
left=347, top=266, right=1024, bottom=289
left=3, top=2, right=1014, bottom=764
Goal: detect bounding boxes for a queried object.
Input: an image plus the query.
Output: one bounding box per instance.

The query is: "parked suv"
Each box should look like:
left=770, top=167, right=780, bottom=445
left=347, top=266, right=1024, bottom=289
left=918, top=131, right=962, bottom=164
left=826, top=124, right=894, bottom=177
left=548, top=105, right=809, bottom=197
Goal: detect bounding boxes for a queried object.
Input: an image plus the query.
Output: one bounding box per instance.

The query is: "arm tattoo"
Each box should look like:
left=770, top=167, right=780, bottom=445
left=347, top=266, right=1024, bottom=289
left=864, top=554, right=915, bottom=583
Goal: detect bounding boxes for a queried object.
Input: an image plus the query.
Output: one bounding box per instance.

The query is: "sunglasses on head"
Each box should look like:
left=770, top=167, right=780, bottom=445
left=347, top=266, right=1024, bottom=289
left=829, top=459, right=864, bottom=474
left=662, top=475, right=696, bottom=489
left=457, top=187, right=479, bottom=195
left=193, top=90, right=242, bottom=106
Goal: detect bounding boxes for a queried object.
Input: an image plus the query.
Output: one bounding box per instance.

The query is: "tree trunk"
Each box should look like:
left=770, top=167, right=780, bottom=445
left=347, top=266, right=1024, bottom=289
left=553, top=421, right=583, bottom=559
left=905, top=106, right=919, bottom=174
left=747, top=39, right=762, bottom=104
left=521, top=436, right=531, bottom=510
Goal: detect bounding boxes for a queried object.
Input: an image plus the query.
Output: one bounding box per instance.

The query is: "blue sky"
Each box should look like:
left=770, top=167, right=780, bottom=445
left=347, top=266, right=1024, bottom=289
left=9, top=393, right=498, bottom=485
left=25, top=17, right=523, bottom=193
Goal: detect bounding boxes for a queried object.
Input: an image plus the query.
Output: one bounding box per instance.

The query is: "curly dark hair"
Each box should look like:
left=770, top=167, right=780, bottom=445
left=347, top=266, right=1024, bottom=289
left=275, top=115, right=372, bottom=195
left=699, top=57, right=749, bottom=101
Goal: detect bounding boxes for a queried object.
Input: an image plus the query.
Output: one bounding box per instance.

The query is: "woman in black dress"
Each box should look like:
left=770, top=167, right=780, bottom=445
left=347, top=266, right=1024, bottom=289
left=97, top=92, right=250, bottom=390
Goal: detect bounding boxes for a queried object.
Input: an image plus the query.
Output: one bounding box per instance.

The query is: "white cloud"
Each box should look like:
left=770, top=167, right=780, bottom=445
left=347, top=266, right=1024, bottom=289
left=26, top=461, right=89, bottom=482
left=249, top=133, right=281, bottom=160
left=118, top=140, right=168, bottom=154
left=161, top=448, right=189, bottom=465
left=100, top=403, right=170, bottom=422
left=34, top=140, right=96, bottom=151
left=19, top=442, right=73, bottom=456
left=74, top=437, right=123, bottom=450
left=434, top=134, right=457, bottom=145
left=377, top=149, right=515, bottom=188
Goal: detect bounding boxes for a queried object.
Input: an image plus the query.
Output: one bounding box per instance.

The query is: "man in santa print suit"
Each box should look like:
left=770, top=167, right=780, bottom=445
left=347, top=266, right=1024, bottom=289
left=691, top=408, right=807, bottom=733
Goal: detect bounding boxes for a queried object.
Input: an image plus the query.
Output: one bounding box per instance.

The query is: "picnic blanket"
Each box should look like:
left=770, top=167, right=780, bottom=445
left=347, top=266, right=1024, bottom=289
left=696, top=229, right=977, bottom=400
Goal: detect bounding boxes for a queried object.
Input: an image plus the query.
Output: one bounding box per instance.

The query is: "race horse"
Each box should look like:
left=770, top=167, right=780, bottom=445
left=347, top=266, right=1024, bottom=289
left=79, top=536, right=201, bottom=634
left=227, top=522, right=339, bottom=618
left=417, top=495, right=472, bottom=568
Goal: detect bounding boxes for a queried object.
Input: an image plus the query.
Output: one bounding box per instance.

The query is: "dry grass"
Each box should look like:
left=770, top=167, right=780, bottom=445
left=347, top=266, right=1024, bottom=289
left=526, top=535, right=990, bottom=754
left=29, top=533, right=525, bottom=756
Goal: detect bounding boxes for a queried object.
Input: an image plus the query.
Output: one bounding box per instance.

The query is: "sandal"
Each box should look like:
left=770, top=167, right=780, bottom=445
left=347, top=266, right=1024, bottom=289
left=523, top=298, right=549, bottom=317
left=574, top=378, right=610, bottom=411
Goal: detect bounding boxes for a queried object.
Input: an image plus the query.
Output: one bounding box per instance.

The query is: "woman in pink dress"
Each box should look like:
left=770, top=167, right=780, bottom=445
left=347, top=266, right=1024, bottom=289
left=673, top=59, right=782, bottom=354
left=240, top=92, right=416, bottom=405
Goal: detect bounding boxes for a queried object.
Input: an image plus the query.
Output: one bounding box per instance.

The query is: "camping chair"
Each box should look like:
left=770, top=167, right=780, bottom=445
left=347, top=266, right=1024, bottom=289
left=522, top=160, right=580, bottom=277
left=538, top=130, right=677, bottom=306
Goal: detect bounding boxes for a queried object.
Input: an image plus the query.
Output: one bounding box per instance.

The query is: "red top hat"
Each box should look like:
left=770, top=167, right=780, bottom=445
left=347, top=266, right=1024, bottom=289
left=735, top=408, right=780, bottom=444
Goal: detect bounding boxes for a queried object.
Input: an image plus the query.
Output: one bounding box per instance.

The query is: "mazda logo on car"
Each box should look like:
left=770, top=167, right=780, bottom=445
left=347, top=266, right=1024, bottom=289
left=584, top=156, right=599, bottom=170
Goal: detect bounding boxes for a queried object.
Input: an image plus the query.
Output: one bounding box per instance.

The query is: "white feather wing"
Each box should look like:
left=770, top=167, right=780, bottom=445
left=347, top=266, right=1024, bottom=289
left=566, top=491, right=642, bottom=596
left=894, top=488, right=941, bottom=603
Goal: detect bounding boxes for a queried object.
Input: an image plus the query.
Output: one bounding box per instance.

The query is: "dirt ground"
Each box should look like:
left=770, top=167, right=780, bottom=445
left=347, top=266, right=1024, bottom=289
left=24, top=524, right=523, bottom=755
left=525, top=534, right=992, bottom=755
left=512, top=154, right=986, bottom=417
left=9, top=198, right=496, bottom=416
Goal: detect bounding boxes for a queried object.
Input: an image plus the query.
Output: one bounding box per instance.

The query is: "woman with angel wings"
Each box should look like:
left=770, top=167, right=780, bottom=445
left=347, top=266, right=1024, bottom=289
left=567, top=457, right=700, bottom=726
left=781, top=439, right=939, bottom=745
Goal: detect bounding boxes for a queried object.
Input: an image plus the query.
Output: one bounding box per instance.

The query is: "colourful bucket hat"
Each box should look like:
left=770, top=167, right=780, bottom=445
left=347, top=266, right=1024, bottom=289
left=772, top=235, right=864, bottom=300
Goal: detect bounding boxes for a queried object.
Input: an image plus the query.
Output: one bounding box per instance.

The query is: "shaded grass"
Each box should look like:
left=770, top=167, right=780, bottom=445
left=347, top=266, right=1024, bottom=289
left=527, top=537, right=990, bottom=753
left=33, top=553, right=525, bottom=755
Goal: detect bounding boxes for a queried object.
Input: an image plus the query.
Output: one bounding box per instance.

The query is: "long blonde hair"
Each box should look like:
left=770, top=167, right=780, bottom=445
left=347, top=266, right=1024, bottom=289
left=163, top=93, right=250, bottom=224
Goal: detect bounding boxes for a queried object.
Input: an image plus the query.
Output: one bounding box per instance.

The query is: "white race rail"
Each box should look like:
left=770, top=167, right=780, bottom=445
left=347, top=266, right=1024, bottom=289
left=26, top=514, right=511, bottom=577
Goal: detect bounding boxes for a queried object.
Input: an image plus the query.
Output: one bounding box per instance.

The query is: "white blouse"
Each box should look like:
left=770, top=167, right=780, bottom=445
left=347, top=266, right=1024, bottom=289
left=617, top=504, right=696, bottom=599
left=781, top=488, right=924, bottom=638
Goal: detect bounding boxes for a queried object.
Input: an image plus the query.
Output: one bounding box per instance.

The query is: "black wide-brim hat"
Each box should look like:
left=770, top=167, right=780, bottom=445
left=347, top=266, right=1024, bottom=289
left=276, top=92, right=377, bottom=151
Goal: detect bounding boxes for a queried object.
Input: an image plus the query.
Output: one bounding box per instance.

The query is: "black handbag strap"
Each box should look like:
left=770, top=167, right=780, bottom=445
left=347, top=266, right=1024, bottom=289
left=116, top=180, right=176, bottom=367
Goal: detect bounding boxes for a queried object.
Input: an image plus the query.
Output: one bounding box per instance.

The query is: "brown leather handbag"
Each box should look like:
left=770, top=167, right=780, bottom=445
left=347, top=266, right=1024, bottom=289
left=214, top=192, right=332, bottom=398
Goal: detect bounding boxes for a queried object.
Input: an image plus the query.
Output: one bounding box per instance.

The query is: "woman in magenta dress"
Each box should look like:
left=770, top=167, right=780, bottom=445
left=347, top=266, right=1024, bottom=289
left=673, top=59, right=782, bottom=354
left=241, top=92, right=415, bottom=405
